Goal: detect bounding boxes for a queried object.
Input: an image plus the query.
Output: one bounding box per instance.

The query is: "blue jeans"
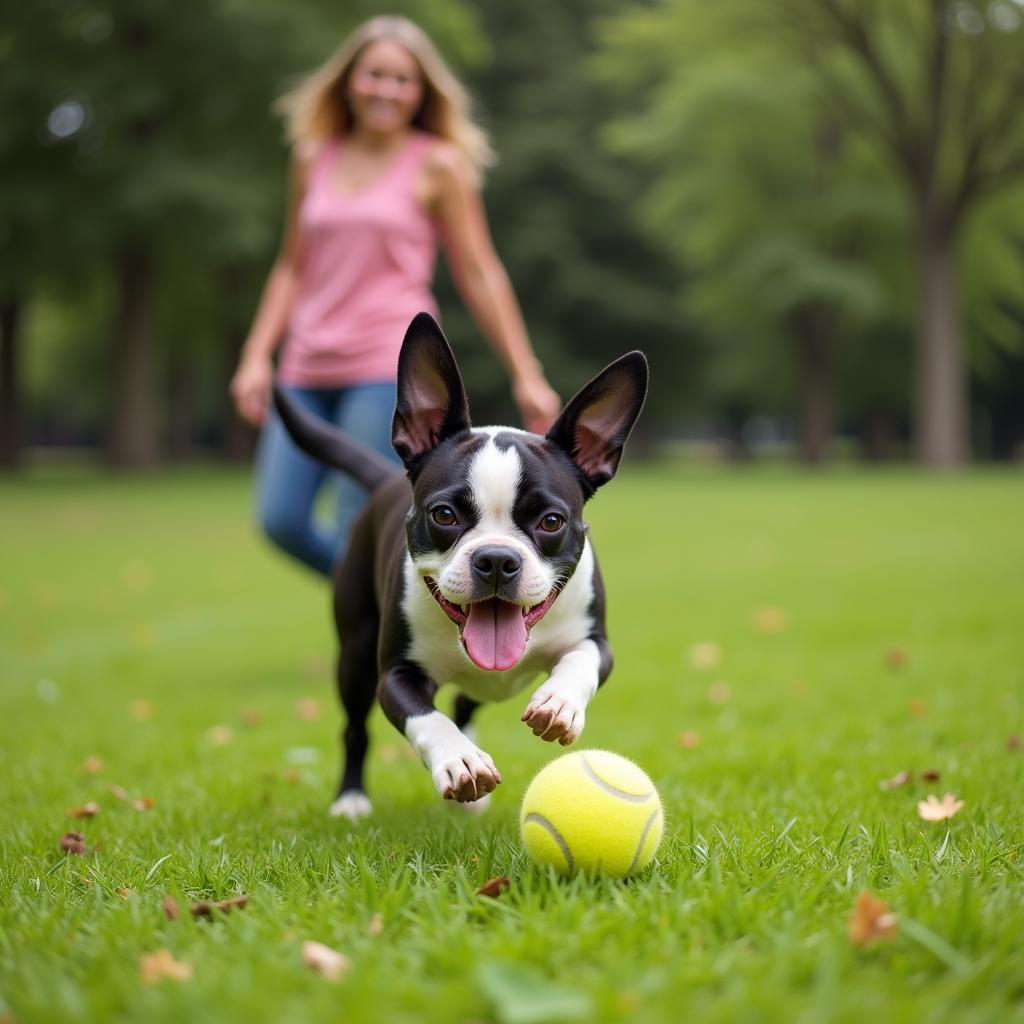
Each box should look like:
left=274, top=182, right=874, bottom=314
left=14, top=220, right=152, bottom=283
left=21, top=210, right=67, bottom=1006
left=255, top=382, right=401, bottom=577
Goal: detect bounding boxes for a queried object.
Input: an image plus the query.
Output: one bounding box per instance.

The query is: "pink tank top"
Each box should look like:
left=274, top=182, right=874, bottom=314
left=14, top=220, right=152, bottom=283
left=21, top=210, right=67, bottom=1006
left=278, top=131, right=440, bottom=387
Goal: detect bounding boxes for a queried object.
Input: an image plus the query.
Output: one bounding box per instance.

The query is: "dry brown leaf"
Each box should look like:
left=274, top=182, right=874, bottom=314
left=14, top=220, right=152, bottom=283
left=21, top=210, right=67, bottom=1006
left=1008, top=735, right=1021, bottom=752
left=475, top=876, right=510, bottom=898
left=677, top=730, right=701, bottom=749
left=908, top=699, right=927, bottom=717
left=116, top=887, right=132, bottom=898
left=131, top=797, right=155, bottom=812
left=241, top=707, right=264, bottom=728
left=919, top=769, right=941, bottom=783
left=880, top=770, right=913, bottom=790
left=66, top=802, right=100, bottom=818
left=708, top=680, right=732, bottom=705
left=130, top=699, right=156, bottom=721
left=139, top=949, right=193, bottom=984
left=884, top=647, right=909, bottom=669
left=206, top=725, right=234, bottom=746
left=879, top=770, right=911, bottom=790
left=689, top=642, right=721, bottom=670
left=162, top=896, right=180, bottom=921
left=295, top=698, right=322, bottom=721
left=59, top=831, right=88, bottom=856
left=110, top=784, right=130, bottom=801
left=848, top=891, right=899, bottom=946
left=302, top=940, right=351, bottom=981
left=918, top=792, right=964, bottom=821
left=753, top=606, right=787, bottom=633
left=189, top=895, right=249, bottom=918
left=82, top=756, right=104, bottom=775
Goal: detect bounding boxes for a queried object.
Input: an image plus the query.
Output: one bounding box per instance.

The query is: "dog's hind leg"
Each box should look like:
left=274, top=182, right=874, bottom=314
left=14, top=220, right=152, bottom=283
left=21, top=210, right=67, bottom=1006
left=329, top=617, right=378, bottom=820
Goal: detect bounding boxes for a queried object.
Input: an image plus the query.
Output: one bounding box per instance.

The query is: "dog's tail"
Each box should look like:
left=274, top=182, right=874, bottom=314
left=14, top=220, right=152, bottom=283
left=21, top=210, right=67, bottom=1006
left=271, top=384, right=400, bottom=492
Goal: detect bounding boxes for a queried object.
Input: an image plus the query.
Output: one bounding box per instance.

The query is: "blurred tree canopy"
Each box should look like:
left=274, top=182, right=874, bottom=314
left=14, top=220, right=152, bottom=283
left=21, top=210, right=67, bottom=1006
left=1, top=0, right=1022, bottom=468
left=595, top=0, right=1024, bottom=466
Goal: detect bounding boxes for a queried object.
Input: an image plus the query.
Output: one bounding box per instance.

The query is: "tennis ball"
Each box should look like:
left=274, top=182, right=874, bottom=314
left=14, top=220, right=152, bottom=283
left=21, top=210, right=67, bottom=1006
left=520, top=749, right=663, bottom=878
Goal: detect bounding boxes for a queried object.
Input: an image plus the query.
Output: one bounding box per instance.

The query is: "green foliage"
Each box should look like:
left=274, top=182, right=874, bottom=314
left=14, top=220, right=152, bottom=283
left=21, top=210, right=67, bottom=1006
left=1, top=467, right=1022, bottom=1021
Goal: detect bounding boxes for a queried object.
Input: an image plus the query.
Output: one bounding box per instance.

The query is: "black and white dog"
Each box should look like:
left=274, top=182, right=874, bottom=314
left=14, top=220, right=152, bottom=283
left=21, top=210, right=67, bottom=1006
left=273, top=313, right=648, bottom=818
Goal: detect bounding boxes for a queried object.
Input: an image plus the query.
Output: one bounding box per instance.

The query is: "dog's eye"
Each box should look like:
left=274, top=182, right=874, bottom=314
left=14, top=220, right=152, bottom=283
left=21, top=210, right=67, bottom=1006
left=431, top=505, right=458, bottom=527
left=538, top=513, right=565, bottom=533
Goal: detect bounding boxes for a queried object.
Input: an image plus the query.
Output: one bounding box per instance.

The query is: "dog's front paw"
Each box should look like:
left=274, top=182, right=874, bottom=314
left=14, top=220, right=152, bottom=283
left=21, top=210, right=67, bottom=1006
left=432, top=745, right=502, bottom=803
left=521, top=684, right=586, bottom=745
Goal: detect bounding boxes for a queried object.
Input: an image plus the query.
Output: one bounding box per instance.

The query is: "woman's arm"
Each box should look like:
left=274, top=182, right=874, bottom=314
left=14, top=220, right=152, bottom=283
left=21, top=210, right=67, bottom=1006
left=426, top=144, right=561, bottom=434
left=230, top=151, right=309, bottom=426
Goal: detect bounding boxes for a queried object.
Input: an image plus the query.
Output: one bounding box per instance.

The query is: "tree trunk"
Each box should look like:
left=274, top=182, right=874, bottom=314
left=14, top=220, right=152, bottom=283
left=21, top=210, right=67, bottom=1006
left=108, top=245, right=159, bottom=468
left=0, top=295, right=23, bottom=469
left=915, top=212, right=967, bottom=468
left=791, top=305, right=836, bottom=466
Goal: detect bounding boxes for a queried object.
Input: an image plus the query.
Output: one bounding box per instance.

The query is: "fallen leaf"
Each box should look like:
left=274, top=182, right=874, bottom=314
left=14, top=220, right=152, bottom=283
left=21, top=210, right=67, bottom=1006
left=753, top=606, right=787, bottom=633
left=302, top=940, right=351, bottom=981
left=131, top=797, right=155, bottom=812
left=295, top=698, right=322, bottom=721
left=369, top=913, right=383, bottom=937
left=189, top=895, right=249, bottom=918
left=879, top=770, right=911, bottom=790
left=130, top=699, right=156, bottom=721
left=59, top=831, right=87, bottom=856
left=908, top=699, right=927, bottom=717
left=82, top=756, right=104, bottom=775
left=1008, top=735, right=1021, bottom=752
left=207, top=725, right=234, bottom=746
left=475, top=876, right=510, bottom=898
left=116, top=887, right=132, bottom=898
left=689, top=642, right=721, bottom=670
left=110, top=784, right=130, bottom=801
left=139, top=949, right=193, bottom=984
left=919, top=769, right=941, bottom=782
left=708, top=680, right=732, bottom=705
left=66, top=802, right=100, bottom=818
left=677, top=730, right=701, bottom=749
left=162, top=896, right=180, bottom=921
left=918, top=792, right=964, bottom=821
left=241, top=707, right=264, bottom=728
left=848, top=891, right=899, bottom=946
left=884, top=647, right=909, bottom=669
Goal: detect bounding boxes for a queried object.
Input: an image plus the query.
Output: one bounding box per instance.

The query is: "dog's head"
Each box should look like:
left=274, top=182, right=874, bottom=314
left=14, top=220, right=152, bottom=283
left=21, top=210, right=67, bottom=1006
left=393, top=313, right=648, bottom=673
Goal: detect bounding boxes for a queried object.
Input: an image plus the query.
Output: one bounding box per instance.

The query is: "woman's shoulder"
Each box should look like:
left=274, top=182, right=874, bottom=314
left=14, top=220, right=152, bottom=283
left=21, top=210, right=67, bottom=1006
left=419, top=136, right=471, bottom=185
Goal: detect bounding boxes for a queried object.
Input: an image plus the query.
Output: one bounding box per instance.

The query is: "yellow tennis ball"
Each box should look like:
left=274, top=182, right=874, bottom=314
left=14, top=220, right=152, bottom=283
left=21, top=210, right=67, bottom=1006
left=520, top=749, right=663, bottom=878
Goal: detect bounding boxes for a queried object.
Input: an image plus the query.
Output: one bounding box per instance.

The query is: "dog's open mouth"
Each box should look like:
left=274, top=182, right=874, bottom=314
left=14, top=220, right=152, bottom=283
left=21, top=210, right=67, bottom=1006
left=424, top=577, right=559, bottom=672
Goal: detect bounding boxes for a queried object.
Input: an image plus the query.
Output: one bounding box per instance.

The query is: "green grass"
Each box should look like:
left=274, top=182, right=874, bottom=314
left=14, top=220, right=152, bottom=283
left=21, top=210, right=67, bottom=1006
left=1, top=463, right=1022, bottom=1023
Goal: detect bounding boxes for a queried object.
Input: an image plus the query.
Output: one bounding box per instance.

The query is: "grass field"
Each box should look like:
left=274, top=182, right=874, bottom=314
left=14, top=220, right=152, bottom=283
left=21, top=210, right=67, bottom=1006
left=1, top=463, right=1022, bottom=1023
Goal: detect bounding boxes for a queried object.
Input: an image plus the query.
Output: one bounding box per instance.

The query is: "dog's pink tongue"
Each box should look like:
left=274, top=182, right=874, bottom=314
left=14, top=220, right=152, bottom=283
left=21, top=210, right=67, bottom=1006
left=463, top=599, right=527, bottom=671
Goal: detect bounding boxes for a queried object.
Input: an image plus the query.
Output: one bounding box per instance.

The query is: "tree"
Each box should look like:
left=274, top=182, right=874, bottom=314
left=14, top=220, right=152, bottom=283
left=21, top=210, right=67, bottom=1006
left=595, top=9, right=895, bottom=462
left=595, top=0, right=1024, bottom=466
left=759, top=0, right=1024, bottom=466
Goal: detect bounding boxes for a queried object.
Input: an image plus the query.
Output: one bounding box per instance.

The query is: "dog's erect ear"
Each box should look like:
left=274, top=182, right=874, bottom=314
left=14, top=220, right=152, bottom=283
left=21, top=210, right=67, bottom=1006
left=392, top=313, right=471, bottom=473
left=546, top=352, right=649, bottom=496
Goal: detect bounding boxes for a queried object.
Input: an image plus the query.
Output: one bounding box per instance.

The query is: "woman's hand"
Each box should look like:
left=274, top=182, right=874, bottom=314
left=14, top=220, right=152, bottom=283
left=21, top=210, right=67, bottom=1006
left=230, top=355, right=274, bottom=426
left=513, top=370, right=562, bottom=435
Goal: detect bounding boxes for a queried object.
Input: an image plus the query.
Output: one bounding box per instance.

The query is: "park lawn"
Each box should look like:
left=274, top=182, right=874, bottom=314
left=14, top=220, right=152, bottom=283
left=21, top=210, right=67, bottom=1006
left=1, top=463, right=1022, bottom=1024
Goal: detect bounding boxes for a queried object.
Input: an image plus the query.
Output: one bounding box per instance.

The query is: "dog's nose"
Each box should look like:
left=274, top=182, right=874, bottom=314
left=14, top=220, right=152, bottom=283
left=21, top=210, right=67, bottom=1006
left=471, top=545, right=522, bottom=588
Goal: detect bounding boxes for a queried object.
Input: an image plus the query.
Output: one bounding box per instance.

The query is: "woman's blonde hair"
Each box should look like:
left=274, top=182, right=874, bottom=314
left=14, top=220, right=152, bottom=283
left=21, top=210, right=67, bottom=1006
left=274, top=15, right=494, bottom=180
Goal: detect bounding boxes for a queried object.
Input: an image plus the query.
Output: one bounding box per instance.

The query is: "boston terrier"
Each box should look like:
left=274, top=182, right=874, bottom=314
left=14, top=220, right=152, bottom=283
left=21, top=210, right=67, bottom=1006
left=273, top=312, right=648, bottom=819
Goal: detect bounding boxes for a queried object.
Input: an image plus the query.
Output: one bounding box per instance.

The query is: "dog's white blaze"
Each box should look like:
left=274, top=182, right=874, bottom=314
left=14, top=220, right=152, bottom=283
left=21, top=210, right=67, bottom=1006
left=467, top=433, right=521, bottom=533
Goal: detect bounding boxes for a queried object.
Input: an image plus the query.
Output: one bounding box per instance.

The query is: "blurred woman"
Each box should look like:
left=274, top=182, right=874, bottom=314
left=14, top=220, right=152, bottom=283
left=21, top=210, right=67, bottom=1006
left=230, top=15, right=560, bottom=576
